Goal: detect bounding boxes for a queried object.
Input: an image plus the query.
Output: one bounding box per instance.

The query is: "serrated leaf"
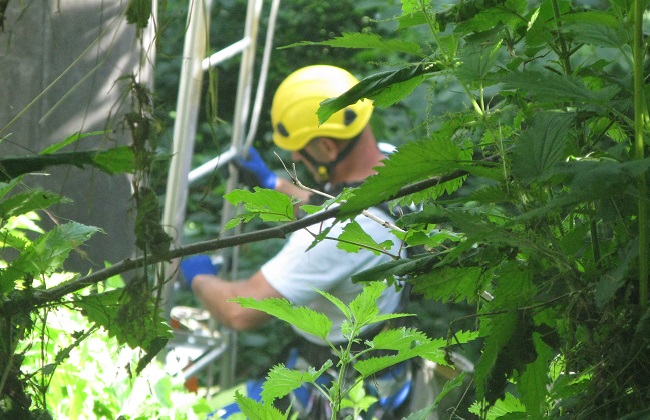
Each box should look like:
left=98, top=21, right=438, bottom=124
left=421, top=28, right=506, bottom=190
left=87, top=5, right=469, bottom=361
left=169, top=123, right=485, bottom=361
left=317, top=289, right=352, bottom=320
left=349, top=281, right=384, bottom=327
left=318, top=63, right=443, bottom=123
left=224, top=188, right=296, bottom=229
left=559, top=11, right=630, bottom=48
left=411, top=266, right=487, bottom=303
left=455, top=38, right=502, bottom=86
left=355, top=328, right=476, bottom=376
left=469, top=392, right=526, bottom=419
left=338, top=137, right=471, bottom=219
left=286, top=32, right=422, bottom=56
left=500, top=70, right=619, bottom=103
left=455, top=0, right=527, bottom=34
left=234, top=391, right=285, bottom=420
left=232, top=297, right=331, bottom=340
left=512, top=112, right=572, bottom=182
left=261, top=361, right=332, bottom=404
left=73, top=289, right=172, bottom=350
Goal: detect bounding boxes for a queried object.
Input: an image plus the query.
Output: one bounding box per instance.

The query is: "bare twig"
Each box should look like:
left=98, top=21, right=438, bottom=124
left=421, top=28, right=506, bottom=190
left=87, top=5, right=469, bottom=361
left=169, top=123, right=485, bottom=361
left=276, top=153, right=406, bottom=233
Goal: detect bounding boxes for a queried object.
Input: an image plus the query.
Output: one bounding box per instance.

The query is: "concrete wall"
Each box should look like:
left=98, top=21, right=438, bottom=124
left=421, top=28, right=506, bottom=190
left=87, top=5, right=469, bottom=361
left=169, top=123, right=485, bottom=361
left=0, top=0, right=148, bottom=273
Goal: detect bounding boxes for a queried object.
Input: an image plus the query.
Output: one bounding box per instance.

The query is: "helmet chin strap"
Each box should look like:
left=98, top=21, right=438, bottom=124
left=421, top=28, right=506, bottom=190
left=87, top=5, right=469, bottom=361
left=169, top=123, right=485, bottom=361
left=299, top=134, right=361, bottom=184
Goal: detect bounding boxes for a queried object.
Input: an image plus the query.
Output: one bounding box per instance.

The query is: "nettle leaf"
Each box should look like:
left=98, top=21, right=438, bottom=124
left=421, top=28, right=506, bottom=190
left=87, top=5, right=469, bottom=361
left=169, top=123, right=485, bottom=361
left=500, top=70, right=619, bottom=103
left=286, top=32, right=422, bottom=56
left=455, top=0, right=527, bottom=34
left=13, top=222, right=99, bottom=281
left=224, top=188, right=296, bottom=229
left=349, top=281, right=385, bottom=327
left=338, top=136, right=472, bottom=219
left=0, top=189, right=68, bottom=219
left=455, top=37, right=502, bottom=87
left=469, top=392, right=526, bottom=418
left=559, top=11, right=630, bottom=48
left=411, top=266, right=488, bottom=303
left=317, top=63, right=443, bottom=123
left=234, top=391, right=285, bottom=420
left=511, top=112, right=573, bottom=182
left=337, top=220, right=392, bottom=255
left=73, top=289, right=172, bottom=350
left=232, top=297, right=332, bottom=340
left=261, top=361, right=333, bottom=404
left=318, top=289, right=352, bottom=320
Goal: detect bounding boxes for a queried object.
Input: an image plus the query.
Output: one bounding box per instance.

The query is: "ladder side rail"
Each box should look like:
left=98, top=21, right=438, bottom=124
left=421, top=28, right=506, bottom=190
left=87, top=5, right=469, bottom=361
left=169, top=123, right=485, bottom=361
left=161, top=0, right=214, bottom=318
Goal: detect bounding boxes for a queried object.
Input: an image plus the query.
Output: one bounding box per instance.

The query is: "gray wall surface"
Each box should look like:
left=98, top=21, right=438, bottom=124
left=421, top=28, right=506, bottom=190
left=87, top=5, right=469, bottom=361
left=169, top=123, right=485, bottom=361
left=0, top=0, right=149, bottom=273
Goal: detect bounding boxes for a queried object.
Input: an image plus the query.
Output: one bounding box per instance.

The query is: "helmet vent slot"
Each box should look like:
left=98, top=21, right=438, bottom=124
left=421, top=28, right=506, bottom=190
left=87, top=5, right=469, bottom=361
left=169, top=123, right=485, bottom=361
left=276, top=123, right=290, bottom=137
left=343, top=109, right=357, bottom=126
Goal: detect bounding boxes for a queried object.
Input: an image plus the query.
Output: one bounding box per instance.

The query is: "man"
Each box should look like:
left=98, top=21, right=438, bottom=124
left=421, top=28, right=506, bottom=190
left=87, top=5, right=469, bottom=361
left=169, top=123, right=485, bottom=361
left=182, top=65, right=403, bottom=350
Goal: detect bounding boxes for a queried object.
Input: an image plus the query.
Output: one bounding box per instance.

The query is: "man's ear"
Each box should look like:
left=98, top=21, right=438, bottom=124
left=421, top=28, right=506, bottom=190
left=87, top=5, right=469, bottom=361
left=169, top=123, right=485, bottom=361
left=318, top=137, right=341, bottom=162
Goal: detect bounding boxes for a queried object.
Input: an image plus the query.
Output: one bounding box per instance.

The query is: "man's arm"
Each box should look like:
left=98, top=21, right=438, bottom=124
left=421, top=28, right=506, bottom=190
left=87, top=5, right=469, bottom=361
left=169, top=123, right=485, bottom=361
left=191, top=270, right=284, bottom=331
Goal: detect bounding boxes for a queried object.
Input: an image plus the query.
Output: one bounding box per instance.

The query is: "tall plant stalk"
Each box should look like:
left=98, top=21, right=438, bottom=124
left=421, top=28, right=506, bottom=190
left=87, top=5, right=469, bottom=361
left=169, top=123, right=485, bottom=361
left=633, top=0, right=649, bottom=307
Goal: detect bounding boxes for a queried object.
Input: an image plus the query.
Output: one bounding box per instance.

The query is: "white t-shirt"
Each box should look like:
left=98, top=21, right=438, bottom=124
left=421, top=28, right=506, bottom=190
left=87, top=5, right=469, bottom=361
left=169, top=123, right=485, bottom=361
left=261, top=205, right=403, bottom=345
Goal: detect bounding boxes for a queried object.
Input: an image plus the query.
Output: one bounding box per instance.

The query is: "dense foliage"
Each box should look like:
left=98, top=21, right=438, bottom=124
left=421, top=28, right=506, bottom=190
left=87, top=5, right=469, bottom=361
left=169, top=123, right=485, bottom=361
left=2, top=0, right=650, bottom=419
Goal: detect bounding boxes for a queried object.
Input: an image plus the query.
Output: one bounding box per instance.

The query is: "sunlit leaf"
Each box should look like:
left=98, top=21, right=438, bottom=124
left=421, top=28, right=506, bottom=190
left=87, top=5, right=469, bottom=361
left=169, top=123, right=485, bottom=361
left=260, top=361, right=332, bottom=404
left=232, top=297, right=332, bottom=340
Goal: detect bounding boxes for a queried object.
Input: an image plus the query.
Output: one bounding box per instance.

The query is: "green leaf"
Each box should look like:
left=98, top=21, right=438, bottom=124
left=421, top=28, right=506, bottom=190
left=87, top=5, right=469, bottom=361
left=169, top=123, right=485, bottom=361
left=0, top=222, right=99, bottom=292
left=500, top=70, right=619, bottom=104
left=559, top=11, right=630, bottom=48
left=317, top=289, right=352, bottom=320
left=317, top=63, right=443, bottom=123
left=73, top=284, right=172, bottom=353
left=39, top=131, right=107, bottom=155
left=454, top=0, right=527, bottom=34
left=260, top=361, right=333, bottom=404
left=469, top=392, right=526, bottom=419
left=411, top=266, right=487, bottom=303
left=455, top=38, right=502, bottom=86
left=234, top=391, right=286, bottom=420
left=125, top=0, right=151, bottom=29
left=0, top=189, right=67, bottom=219
left=337, top=221, right=390, bottom=255
left=224, top=188, right=296, bottom=229
left=92, top=146, right=135, bottom=174
left=286, top=32, right=422, bottom=56
left=232, top=297, right=332, bottom=340
left=517, top=333, right=552, bottom=418
left=338, top=136, right=471, bottom=218
left=511, top=112, right=573, bottom=182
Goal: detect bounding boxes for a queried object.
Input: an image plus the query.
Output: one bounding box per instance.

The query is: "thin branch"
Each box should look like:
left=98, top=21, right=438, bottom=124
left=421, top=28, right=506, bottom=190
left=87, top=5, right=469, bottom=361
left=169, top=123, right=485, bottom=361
left=2, top=168, right=469, bottom=316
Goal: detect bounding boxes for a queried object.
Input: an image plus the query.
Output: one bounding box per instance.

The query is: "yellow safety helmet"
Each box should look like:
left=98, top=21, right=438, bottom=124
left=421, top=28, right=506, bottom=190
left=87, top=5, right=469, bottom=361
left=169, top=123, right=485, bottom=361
left=271, top=65, right=373, bottom=151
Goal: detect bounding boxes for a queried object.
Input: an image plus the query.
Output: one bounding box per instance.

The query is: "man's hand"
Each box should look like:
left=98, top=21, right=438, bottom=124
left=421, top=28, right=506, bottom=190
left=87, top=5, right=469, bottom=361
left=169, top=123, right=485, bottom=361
left=235, top=147, right=278, bottom=189
left=180, top=255, right=223, bottom=289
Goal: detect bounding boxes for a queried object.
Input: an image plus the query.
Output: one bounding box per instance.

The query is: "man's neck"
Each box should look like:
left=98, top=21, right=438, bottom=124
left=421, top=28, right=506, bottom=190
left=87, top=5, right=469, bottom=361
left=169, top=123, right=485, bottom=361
left=330, top=127, right=384, bottom=184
